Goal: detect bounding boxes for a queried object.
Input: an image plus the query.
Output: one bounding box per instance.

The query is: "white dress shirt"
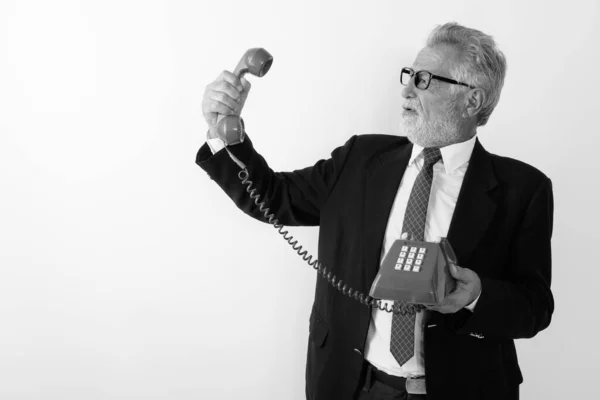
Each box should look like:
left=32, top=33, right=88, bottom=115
left=363, top=134, right=479, bottom=378
left=207, top=137, right=246, bottom=169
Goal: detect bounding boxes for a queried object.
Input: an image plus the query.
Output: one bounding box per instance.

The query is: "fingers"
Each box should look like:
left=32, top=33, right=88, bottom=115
left=428, top=304, right=459, bottom=314
left=214, top=80, right=241, bottom=102
left=202, top=99, right=236, bottom=116
left=219, top=70, right=244, bottom=91
left=203, top=71, right=251, bottom=118
left=210, top=89, right=239, bottom=113
left=426, top=304, right=445, bottom=313
left=427, top=292, right=463, bottom=314
left=202, top=70, right=254, bottom=131
left=203, top=90, right=238, bottom=121
left=208, top=78, right=241, bottom=107
left=427, top=268, right=482, bottom=314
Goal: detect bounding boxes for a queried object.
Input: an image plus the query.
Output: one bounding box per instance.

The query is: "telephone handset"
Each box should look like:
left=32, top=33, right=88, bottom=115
left=216, top=48, right=458, bottom=315
left=215, top=48, right=273, bottom=146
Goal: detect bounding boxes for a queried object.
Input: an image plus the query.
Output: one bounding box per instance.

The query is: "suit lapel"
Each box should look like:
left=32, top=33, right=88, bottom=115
left=363, top=140, right=413, bottom=284
left=446, top=138, right=498, bottom=267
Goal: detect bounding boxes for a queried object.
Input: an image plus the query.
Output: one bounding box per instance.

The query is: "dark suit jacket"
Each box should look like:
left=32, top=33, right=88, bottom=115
left=196, top=133, right=554, bottom=400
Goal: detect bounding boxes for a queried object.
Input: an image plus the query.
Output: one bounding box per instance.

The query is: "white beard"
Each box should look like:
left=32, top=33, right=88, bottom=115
left=401, top=104, right=463, bottom=148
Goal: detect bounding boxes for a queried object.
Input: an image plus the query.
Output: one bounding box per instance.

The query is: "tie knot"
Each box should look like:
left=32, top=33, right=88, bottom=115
left=422, top=147, right=442, bottom=167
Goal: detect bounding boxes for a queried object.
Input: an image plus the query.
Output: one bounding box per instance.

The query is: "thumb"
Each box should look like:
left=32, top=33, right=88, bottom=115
left=240, top=76, right=252, bottom=93
left=449, top=263, right=463, bottom=280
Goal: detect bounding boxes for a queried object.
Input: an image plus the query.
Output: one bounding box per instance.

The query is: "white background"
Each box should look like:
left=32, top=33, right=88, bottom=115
left=1, top=0, right=599, bottom=399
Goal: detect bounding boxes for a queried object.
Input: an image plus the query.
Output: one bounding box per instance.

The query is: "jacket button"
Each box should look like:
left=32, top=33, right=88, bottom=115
left=353, top=348, right=363, bottom=356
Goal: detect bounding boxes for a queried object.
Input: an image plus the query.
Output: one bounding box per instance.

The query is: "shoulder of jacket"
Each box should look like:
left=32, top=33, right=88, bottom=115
left=488, top=151, right=551, bottom=187
left=352, top=133, right=410, bottom=150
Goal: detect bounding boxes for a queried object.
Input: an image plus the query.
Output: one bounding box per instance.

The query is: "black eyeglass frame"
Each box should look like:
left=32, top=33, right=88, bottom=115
left=400, top=67, right=476, bottom=90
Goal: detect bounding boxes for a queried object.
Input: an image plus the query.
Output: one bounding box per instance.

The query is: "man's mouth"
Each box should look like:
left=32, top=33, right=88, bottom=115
left=402, top=106, right=417, bottom=114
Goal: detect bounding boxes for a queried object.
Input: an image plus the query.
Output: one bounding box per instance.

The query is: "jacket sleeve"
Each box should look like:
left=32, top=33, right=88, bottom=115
left=196, top=133, right=357, bottom=227
left=449, top=177, right=555, bottom=339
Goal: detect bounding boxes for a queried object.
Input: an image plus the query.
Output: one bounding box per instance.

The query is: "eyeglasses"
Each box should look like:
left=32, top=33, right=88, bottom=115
left=400, top=67, right=476, bottom=90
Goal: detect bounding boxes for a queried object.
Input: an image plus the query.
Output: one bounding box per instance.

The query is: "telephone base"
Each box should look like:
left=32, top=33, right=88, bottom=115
left=369, top=238, right=457, bottom=306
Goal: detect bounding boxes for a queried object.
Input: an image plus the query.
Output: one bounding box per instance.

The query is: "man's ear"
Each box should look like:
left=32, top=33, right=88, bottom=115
left=464, top=88, right=486, bottom=119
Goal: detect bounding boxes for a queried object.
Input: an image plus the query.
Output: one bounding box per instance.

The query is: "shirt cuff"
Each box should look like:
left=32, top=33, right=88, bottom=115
left=207, top=137, right=226, bottom=154
left=465, top=290, right=481, bottom=312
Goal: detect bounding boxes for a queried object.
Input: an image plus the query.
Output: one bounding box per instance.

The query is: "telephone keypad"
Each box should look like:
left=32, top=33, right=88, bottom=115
left=394, top=245, right=427, bottom=273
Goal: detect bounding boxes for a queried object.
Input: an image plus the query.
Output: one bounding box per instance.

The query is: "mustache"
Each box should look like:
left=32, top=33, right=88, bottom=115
left=403, top=103, right=421, bottom=112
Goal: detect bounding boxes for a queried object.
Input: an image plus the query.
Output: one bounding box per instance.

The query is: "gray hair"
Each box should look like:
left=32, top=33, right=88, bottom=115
left=426, top=22, right=507, bottom=126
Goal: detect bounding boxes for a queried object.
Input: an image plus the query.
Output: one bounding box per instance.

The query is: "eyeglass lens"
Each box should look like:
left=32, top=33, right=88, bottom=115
left=400, top=69, right=411, bottom=85
left=401, top=69, right=431, bottom=89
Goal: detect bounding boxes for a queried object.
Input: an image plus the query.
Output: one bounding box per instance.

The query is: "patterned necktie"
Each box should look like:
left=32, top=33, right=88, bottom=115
left=390, top=147, right=442, bottom=367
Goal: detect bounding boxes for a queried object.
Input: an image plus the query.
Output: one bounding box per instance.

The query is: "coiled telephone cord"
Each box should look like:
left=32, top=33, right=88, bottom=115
left=237, top=168, right=425, bottom=316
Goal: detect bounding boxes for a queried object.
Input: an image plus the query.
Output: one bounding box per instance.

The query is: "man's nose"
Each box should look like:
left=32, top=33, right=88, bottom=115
left=402, top=79, right=417, bottom=99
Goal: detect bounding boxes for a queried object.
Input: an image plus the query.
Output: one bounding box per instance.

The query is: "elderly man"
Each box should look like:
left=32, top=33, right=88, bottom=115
left=197, top=22, right=554, bottom=400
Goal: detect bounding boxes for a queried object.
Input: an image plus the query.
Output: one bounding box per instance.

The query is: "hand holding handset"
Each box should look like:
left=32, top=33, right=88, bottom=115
left=212, top=49, right=458, bottom=315
left=215, top=48, right=273, bottom=146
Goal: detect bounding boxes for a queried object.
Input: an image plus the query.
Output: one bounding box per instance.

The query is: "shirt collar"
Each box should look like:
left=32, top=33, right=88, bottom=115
left=408, top=134, right=478, bottom=175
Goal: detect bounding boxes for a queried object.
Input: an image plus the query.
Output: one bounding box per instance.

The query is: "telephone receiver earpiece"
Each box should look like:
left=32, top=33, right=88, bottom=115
left=233, top=48, right=273, bottom=78
left=217, top=48, right=273, bottom=145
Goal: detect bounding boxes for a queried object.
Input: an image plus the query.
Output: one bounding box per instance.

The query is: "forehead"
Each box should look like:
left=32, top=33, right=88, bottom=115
left=412, top=44, right=462, bottom=75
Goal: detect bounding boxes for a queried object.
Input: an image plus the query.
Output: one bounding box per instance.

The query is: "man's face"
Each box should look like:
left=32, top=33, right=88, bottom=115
left=401, top=44, right=468, bottom=148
